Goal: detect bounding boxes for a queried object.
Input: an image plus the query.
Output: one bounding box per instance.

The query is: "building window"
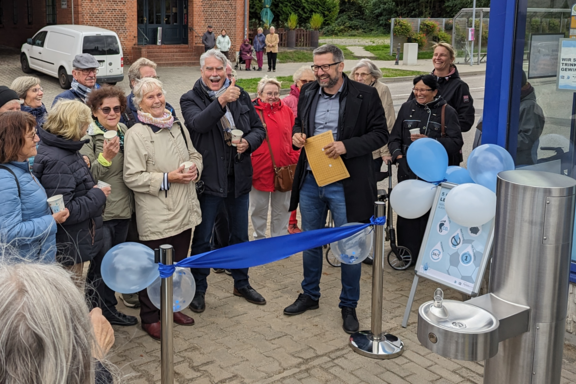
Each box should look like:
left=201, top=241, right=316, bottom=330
left=0, top=0, right=4, bottom=26
left=46, top=0, right=56, bottom=24
left=12, top=0, right=17, bottom=24
left=27, top=0, right=32, bottom=24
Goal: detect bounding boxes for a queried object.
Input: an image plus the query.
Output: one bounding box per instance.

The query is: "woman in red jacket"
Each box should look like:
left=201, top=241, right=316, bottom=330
left=250, top=77, right=300, bottom=239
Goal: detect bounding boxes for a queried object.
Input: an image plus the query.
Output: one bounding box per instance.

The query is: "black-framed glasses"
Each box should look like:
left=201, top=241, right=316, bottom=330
left=79, top=68, right=99, bottom=75
left=412, top=88, right=433, bottom=93
left=311, top=62, right=341, bottom=72
left=99, top=106, right=121, bottom=114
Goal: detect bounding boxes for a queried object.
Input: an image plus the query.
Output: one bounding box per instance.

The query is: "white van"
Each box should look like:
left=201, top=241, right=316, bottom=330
left=21, top=25, right=124, bottom=89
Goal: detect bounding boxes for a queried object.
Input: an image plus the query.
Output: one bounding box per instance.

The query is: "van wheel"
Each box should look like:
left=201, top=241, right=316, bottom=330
left=21, top=54, right=32, bottom=74
left=58, top=67, right=71, bottom=89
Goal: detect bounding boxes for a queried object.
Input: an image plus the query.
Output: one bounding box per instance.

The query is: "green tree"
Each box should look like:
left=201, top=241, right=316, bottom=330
left=303, top=0, right=340, bottom=26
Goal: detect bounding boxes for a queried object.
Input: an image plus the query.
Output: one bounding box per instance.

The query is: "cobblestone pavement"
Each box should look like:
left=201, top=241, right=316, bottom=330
left=1, top=46, right=575, bottom=383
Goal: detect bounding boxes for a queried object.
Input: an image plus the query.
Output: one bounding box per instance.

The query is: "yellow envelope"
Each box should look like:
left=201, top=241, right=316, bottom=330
left=304, top=131, right=350, bottom=187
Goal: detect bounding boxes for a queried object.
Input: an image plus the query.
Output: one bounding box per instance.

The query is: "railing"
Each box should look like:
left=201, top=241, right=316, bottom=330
left=138, top=27, right=150, bottom=45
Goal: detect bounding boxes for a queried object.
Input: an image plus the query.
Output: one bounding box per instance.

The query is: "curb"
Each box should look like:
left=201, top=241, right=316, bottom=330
left=380, top=69, right=486, bottom=83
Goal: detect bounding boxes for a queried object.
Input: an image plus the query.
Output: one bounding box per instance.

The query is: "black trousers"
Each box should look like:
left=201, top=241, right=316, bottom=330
left=267, top=52, right=277, bottom=70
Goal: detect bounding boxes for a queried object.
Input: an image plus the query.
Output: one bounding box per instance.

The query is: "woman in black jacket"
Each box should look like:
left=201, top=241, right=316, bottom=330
left=388, top=74, right=463, bottom=263
left=33, top=100, right=110, bottom=281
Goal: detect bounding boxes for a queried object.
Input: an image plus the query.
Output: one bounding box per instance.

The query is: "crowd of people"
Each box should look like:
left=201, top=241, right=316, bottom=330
left=0, top=40, right=476, bottom=375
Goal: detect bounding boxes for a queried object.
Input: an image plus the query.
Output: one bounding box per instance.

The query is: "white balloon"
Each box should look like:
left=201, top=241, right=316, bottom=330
left=445, top=184, right=496, bottom=227
left=390, top=180, right=437, bottom=219
left=147, top=267, right=196, bottom=312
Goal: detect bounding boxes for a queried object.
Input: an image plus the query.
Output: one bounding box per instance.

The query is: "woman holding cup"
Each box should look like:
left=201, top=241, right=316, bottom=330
left=123, top=77, right=203, bottom=339
left=0, top=111, right=69, bottom=260
left=388, top=74, right=463, bottom=263
left=33, top=100, right=109, bottom=280
left=79, top=86, right=137, bottom=326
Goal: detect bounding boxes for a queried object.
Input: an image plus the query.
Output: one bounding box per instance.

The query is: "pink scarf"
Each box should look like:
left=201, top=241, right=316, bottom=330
left=137, top=109, right=174, bottom=128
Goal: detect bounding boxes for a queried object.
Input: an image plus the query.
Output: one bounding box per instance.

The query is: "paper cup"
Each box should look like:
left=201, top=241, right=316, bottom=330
left=104, top=130, right=117, bottom=142
left=231, top=129, right=243, bottom=146
left=410, top=128, right=420, bottom=136
left=97, top=180, right=111, bottom=189
left=180, top=161, right=194, bottom=173
left=47, top=195, right=65, bottom=214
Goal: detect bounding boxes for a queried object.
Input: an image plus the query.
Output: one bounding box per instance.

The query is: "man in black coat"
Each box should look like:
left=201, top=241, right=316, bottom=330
left=180, top=49, right=267, bottom=313
left=202, top=25, right=216, bottom=52
left=285, top=45, right=388, bottom=334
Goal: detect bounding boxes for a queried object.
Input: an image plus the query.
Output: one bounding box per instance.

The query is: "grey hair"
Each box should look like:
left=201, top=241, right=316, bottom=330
left=292, top=65, right=315, bottom=84
left=350, top=59, right=382, bottom=80
left=133, top=77, right=166, bottom=109
left=0, top=258, right=95, bottom=384
left=257, top=76, right=281, bottom=95
left=200, top=49, right=228, bottom=69
left=10, top=76, right=40, bottom=99
left=313, top=44, right=345, bottom=63
left=128, top=57, right=158, bottom=89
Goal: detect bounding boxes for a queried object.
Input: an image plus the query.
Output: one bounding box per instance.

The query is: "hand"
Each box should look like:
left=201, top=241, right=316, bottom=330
left=52, top=208, right=70, bottom=224
left=323, top=141, right=347, bottom=159
left=82, top=156, right=91, bottom=168
left=411, top=133, right=428, bottom=142
left=382, top=155, right=392, bottom=165
left=292, top=133, right=306, bottom=148
left=184, top=163, right=199, bottom=181
left=99, top=186, right=111, bottom=197
left=102, top=136, right=120, bottom=162
left=217, top=78, right=241, bottom=107
left=168, top=165, right=196, bottom=184
left=236, top=138, right=249, bottom=154
left=396, top=155, right=403, bottom=159
left=90, top=308, right=115, bottom=360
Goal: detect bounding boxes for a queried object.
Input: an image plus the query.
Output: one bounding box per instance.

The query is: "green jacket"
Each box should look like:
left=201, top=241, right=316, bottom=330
left=80, top=122, right=134, bottom=221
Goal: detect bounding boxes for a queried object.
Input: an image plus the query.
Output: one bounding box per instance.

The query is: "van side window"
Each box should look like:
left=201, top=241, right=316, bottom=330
left=83, top=36, right=120, bottom=56
left=32, top=31, right=48, bottom=47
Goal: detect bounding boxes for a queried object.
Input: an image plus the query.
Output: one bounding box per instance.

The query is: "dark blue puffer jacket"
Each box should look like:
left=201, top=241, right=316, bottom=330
left=33, top=128, right=106, bottom=265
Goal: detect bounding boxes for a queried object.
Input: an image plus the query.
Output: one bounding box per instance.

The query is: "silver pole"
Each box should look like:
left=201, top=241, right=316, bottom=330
left=349, top=200, right=404, bottom=359
left=478, top=10, right=483, bottom=65
left=470, top=0, right=476, bottom=66
left=160, top=244, right=174, bottom=384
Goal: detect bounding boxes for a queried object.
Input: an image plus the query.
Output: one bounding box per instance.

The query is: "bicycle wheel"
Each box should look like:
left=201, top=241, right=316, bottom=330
left=387, top=246, right=412, bottom=270
left=325, top=245, right=341, bottom=267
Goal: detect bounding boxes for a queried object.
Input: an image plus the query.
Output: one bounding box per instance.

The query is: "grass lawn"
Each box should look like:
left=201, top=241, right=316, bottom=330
left=277, top=50, right=313, bottom=63
left=364, top=44, right=434, bottom=61
left=236, top=76, right=293, bottom=94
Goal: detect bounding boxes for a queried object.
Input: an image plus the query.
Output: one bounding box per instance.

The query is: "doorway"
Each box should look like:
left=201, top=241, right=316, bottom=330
left=137, top=0, right=188, bottom=45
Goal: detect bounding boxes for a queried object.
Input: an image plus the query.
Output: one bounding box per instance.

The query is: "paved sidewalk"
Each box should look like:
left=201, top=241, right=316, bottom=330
left=346, top=46, right=376, bottom=57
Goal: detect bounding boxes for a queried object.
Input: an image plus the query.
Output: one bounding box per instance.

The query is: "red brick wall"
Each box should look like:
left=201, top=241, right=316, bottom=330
left=0, top=0, right=48, bottom=49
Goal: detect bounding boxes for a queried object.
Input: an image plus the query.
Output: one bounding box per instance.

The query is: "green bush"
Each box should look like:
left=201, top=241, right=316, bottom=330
left=394, top=18, right=412, bottom=37
left=549, top=19, right=560, bottom=31
left=444, top=19, right=453, bottom=31
left=304, top=0, right=338, bottom=27
left=436, top=30, right=452, bottom=44
left=287, top=13, right=298, bottom=29
left=409, top=32, right=427, bottom=48
left=420, top=20, right=439, bottom=36
left=530, top=18, right=541, bottom=33
left=310, top=13, right=324, bottom=30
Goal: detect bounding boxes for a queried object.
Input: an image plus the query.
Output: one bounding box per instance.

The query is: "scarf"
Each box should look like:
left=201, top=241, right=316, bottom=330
left=520, top=82, right=534, bottom=100
left=21, top=103, right=47, bottom=128
left=137, top=109, right=174, bottom=129
left=94, top=120, right=125, bottom=152
left=70, top=79, right=98, bottom=103
left=200, top=78, right=236, bottom=142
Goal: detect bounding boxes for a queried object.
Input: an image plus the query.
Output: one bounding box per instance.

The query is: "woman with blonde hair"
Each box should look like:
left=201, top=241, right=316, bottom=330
left=10, top=76, right=47, bottom=129
left=33, top=100, right=110, bottom=280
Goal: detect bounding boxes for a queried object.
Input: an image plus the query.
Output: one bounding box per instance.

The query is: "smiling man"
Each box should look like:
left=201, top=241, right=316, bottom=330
left=286, top=45, right=388, bottom=334
left=52, top=54, right=101, bottom=107
left=180, top=49, right=266, bottom=313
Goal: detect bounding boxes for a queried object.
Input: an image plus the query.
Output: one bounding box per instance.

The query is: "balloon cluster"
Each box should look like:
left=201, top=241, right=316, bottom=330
left=390, top=139, right=515, bottom=228
left=101, top=243, right=195, bottom=313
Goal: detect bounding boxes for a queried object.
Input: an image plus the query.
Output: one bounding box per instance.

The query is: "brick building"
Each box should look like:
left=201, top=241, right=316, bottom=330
left=0, top=0, right=248, bottom=65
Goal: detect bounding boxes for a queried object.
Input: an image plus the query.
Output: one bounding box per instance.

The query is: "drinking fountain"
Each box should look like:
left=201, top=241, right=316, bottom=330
left=417, top=170, right=576, bottom=383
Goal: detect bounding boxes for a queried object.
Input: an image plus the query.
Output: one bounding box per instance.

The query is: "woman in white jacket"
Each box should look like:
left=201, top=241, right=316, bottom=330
left=216, top=29, right=231, bottom=59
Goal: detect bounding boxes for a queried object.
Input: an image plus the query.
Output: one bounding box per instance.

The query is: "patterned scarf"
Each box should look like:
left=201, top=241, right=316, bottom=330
left=94, top=120, right=125, bottom=152
left=21, top=103, right=47, bottom=128
left=200, top=78, right=236, bottom=144
left=137, top=109, right=175, bottom=129
left=71, top=79, right=98, bottom=103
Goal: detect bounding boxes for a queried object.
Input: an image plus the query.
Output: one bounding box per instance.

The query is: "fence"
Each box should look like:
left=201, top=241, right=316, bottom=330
left=248, top=28, right=311, bottom=48
left=389, top=18, right=451, bottom=55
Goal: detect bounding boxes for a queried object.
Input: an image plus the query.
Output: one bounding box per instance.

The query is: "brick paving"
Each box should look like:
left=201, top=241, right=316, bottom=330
left=1, top=46, right=575, bottom=383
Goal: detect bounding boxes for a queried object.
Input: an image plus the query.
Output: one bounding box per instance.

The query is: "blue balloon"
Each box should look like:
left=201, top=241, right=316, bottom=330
left=467, top=144, right=515, bottom=192
left=445, top=166, right=474, bottom=184
left=407, top=138, right=449, bottom=183
left=101, top=242, right=159, bottom=294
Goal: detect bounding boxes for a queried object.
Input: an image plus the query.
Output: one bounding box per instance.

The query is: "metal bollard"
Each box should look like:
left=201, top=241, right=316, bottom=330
left=395, top=44, right=400, bottom=65
left=160, top=244, right=174, bottom=384
left=349, top=200, right=404, bottom=359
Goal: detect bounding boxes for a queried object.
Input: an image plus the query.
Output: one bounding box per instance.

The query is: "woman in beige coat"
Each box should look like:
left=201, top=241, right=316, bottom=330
left=123, top=77, right=203, bottom=340
left=265, top=26, right=279, bottom=72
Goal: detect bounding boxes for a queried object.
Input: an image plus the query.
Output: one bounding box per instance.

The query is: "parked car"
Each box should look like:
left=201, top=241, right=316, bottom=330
left=21, top=25, right=124, bottom=89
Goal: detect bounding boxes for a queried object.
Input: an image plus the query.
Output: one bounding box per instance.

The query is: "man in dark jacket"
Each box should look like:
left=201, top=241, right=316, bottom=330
left=52, top=54, right=101, bottom=107
left=285, top=45, right=388, bottom=334
left=202, top=25, right=216, bottom=52
left=180, top=49, right=267, bottom=312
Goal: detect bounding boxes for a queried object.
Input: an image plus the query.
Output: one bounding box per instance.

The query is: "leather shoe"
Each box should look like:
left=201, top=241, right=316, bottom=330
left=189, top=292, right=205, bottom=313
left=283, top=293, right=319, bottom=315
left=233, top=286, right=266, bottom=305
left=362, top=256, right=374, bottom=265
left=173, top=312, right=195, bottom=326
left=142, top=321, right=161, bottom=340
left=103, top=308, right=138, bottom=326
left=288, top=224, right=302, bottom=234
left=341, top=307, right=359, bottom=334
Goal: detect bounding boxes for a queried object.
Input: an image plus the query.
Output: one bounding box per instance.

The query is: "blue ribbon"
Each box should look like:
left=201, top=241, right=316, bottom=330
left=158, top=216, right=386, bottom=278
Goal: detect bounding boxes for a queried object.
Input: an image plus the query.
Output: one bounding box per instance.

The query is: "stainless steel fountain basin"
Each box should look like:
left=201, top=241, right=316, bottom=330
left=418, top=300, right=500, bottom=361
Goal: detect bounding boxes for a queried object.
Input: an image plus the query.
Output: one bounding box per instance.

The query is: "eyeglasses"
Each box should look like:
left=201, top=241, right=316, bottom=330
left=355, top=73, right=371, bottom=78
left=78, top=68, right=99, bottom=75
left=27, top=131, right=37, bottom=140
left=413, top=88, right=433, bottom=93
left=300, top=79, right=312, bottom=84
left=99, top=106, right=121, bottom=114
left=30, top=87, right=44, bottom=93
left=264, top=92, right=280, bottom=97
left=311, top=62, right=341, bottom=72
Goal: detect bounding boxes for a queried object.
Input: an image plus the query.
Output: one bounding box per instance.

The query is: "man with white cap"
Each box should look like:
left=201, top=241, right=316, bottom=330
left=52, top=53, right=101, bottom=106
left=0, top=86, right=21, bottom=113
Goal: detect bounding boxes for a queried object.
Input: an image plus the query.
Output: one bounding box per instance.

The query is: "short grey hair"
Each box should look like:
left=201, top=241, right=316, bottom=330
left=10, top=76, right=40, bottom=99
left=133, top=77, right=166, bottom=109
left=128, top=57, right=158, bottom=89
left=257, top=76, right=281, bottom=95
left=350, top=59, right=382, bottom=80
left=313, top=44, right=345, bottom=63
left=200, top=49, right=228, bottom=69
left=292, top=65, right=315, bottom=84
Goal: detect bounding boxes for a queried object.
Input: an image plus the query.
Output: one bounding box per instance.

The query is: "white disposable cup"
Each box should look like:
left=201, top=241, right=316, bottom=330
left=410, top=128, right=420, bottom=136
left=47, top=195, right=65, bottom=214
left=231, top=129, right=243, bottom=146
left=104, top=130, right=117, bottom=142
left=180, top=161, right=195, bottom=173
left=97, top=180, right=111, bottom=189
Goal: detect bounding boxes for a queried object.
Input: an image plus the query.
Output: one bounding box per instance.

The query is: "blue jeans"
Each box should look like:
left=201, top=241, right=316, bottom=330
left=299, top=173, right=361, bottom=308
left=191, top=191, right=250, bottom=292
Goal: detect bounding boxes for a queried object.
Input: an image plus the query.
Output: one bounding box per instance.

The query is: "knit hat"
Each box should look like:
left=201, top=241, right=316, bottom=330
left=0, top=86, right=20, bottom=108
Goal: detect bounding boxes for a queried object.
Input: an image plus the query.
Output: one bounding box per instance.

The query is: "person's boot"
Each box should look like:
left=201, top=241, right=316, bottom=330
left=341, top=307, right=359, bottom=334
left=189, top=292, right=205, bottom=313
left=283, top=293, right=319, bottom=315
